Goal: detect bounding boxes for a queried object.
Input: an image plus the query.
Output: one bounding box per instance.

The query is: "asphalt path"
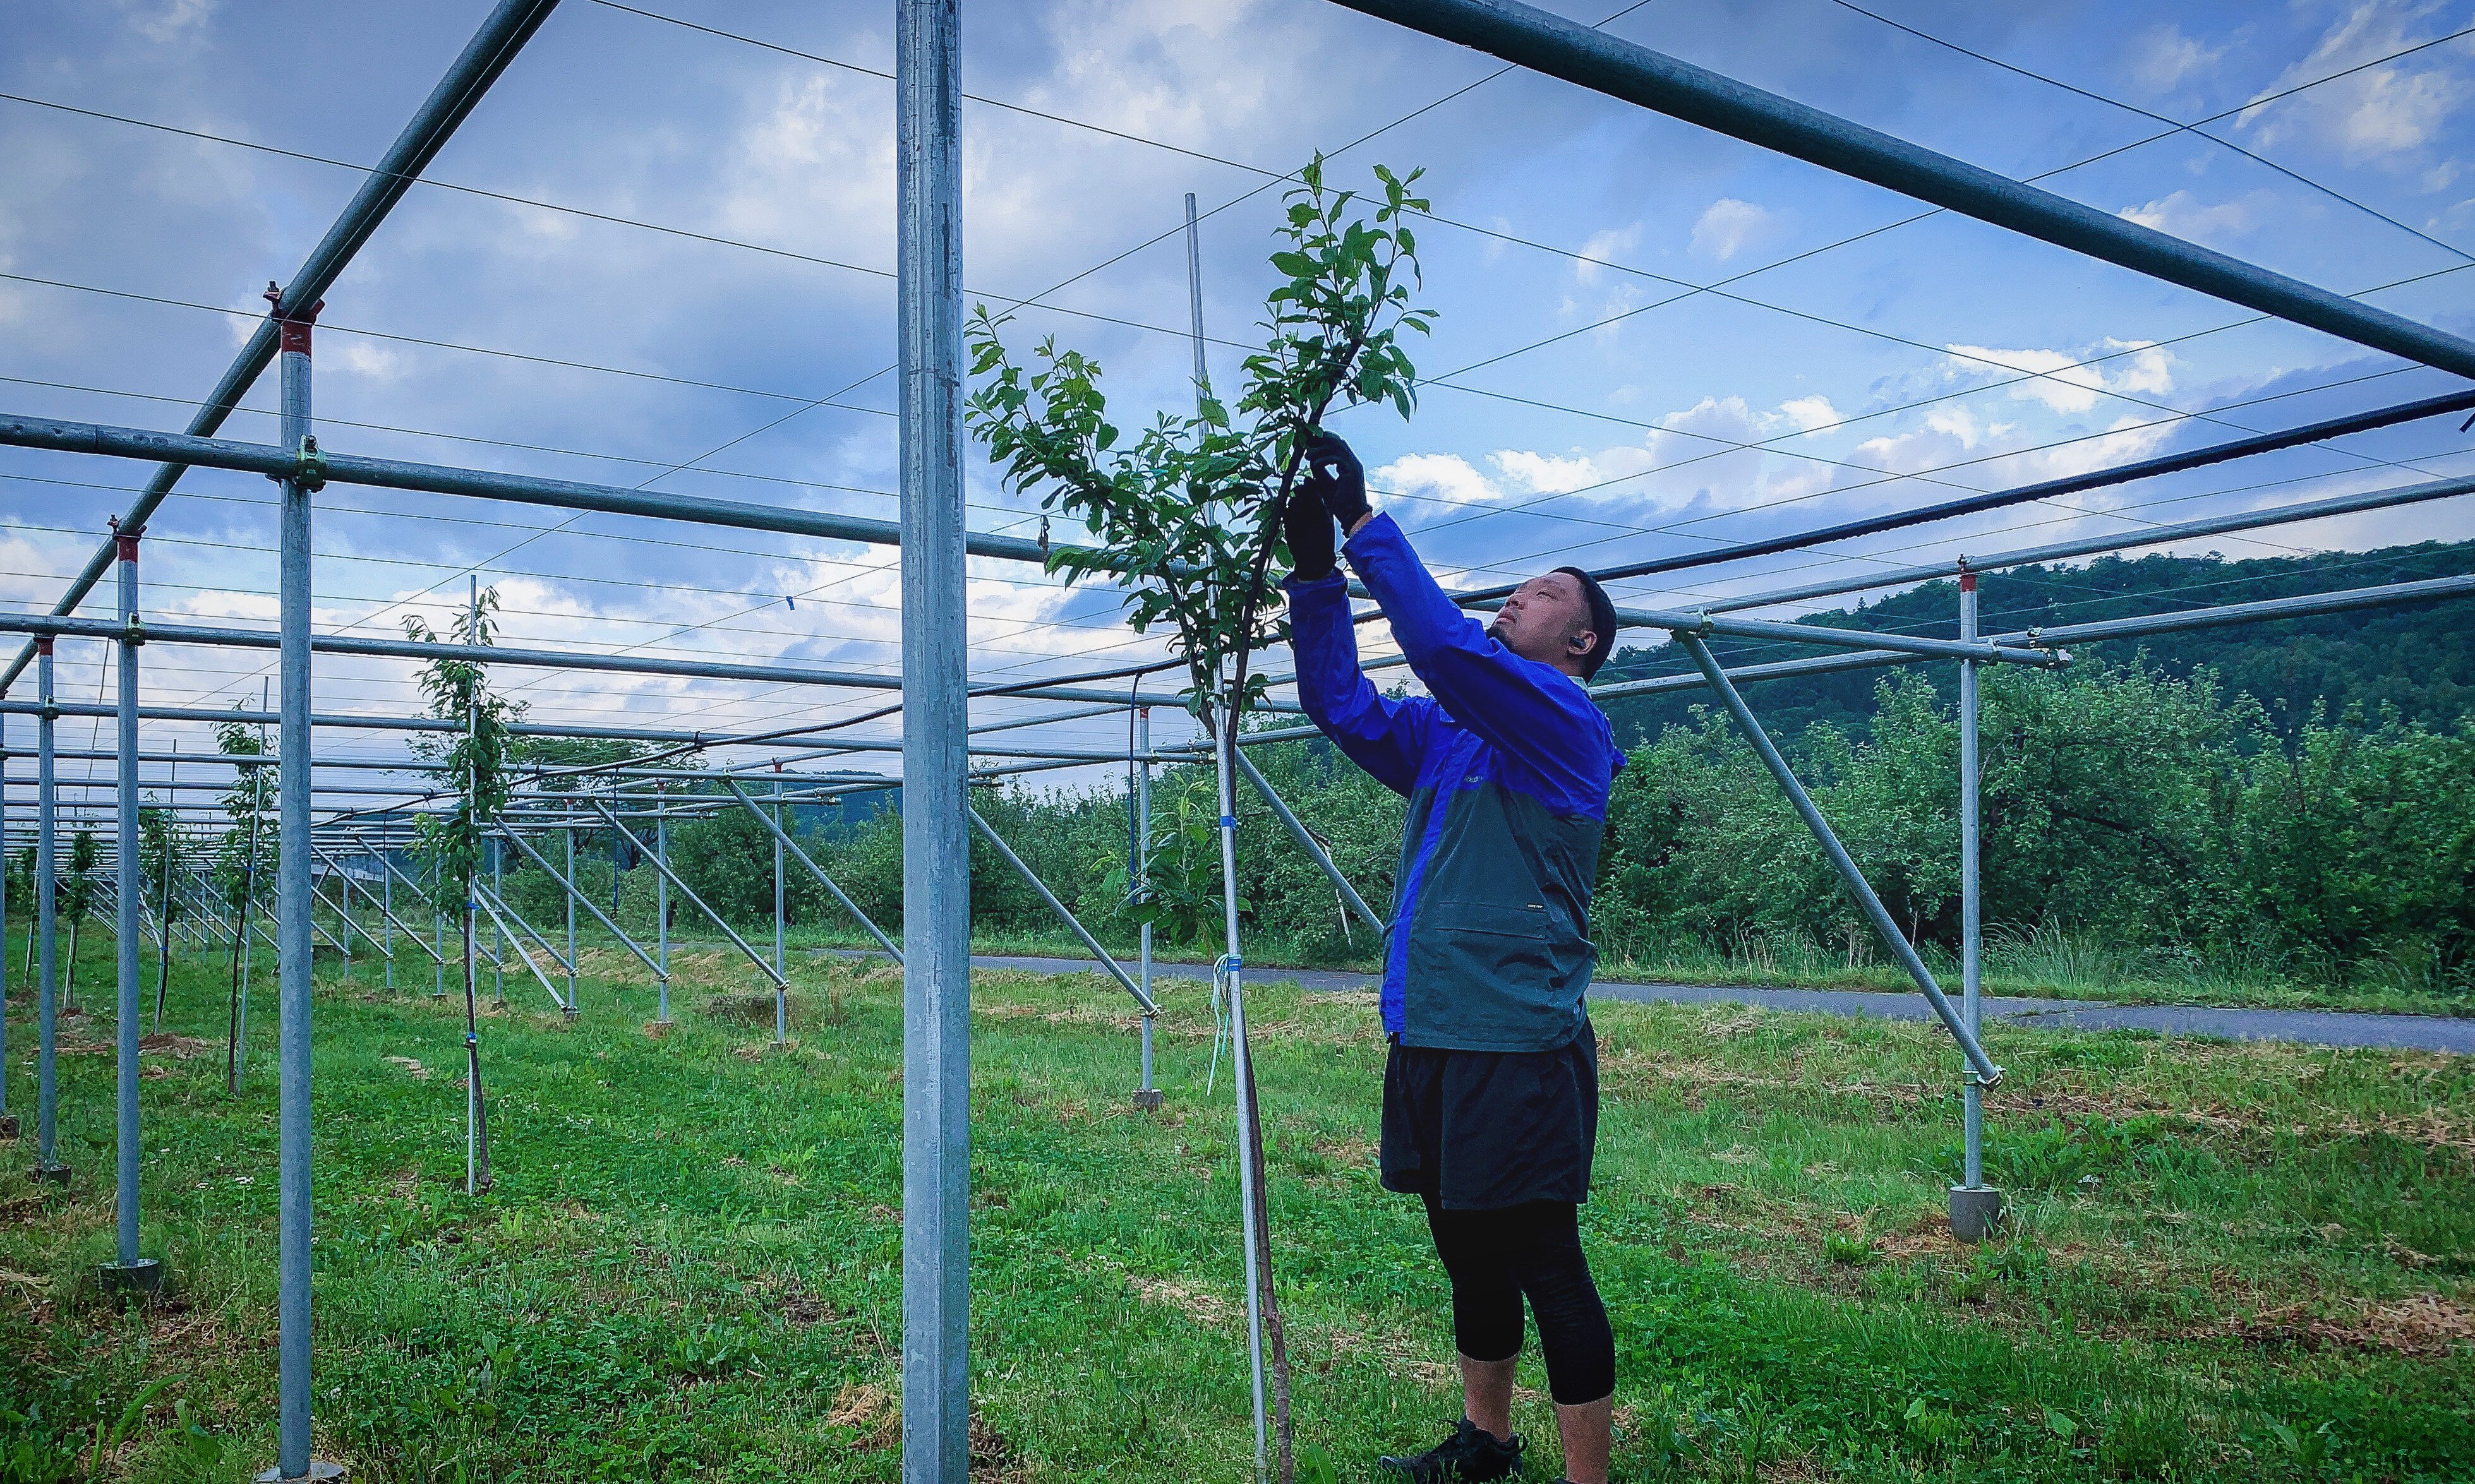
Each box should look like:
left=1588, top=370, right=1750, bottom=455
left=916, top=952, right=2475, bottom=1056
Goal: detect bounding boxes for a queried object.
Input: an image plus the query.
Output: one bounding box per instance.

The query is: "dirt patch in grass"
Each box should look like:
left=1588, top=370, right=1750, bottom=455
left=2212, top=1293, right=2475, bottom=1356
left=1125, top=1269, right=1239, bottom=1331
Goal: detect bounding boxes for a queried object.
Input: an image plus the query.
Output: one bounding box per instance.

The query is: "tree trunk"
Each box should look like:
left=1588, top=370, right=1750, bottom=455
left=463, top=881, right=491, bottom=1194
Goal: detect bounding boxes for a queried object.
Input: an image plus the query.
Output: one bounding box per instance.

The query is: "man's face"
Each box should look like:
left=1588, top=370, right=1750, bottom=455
left=1485, top=571, right=1595, bottom=673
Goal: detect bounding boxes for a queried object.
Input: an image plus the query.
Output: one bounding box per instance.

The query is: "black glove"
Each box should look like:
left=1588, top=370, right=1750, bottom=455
left=1282, top=482, right=1336, bottom=582
left=1299, top=431, right=1371, bottom=532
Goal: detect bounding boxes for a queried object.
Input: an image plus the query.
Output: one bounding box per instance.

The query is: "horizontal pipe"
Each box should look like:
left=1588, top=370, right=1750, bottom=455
left=1452, top=388, right=2475, bottom=599
left=0, top=0, right=567, bottom=705
left=1704, top=470, right=2475, bottom=613
left=1337, top=0, right=2475, bottom=379
left=0, top=412, right=1061, bottom=564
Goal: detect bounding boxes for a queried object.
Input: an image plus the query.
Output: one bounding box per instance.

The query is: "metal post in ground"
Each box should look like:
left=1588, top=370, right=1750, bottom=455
left=654, top=789, right=670, bottom=1024
left=898, top=0, right=971, bottom=1471
left=0, top=711, right=11, bottom=1142
left=32, top=638, right=67, bottom=1183
left=491, top=838, right=503, bottom=1003
left=103, top=527, right=159, bottom=1293
left=1215, top=708, right=1273, bottom=1480
left=1135, top=706, right=1159, bottom=1110
left=431, top=853, right=444, bottom=998
left=773, top=776, right=786, bottom=1044
left=381, top=841, right=393, bottom=992
left=563, top=827, right=577, bottom=1014
left=1949, top=565, right=2002, bottom=1243
left=271, top=292, right=325, bottom=1483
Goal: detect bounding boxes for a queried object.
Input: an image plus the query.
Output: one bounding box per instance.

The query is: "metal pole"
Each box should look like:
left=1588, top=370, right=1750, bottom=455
left=563, top=827, right=576, bottom=1012
left=491, top=839, right=503, bottom=1003
left=589, top=803, right=783, bottom=986
left=721, top=780, right=900, bottom=963
left=495, top=827, right=661, bottom=979
left=1950, top=566, right=2001, bottom=1243
left=0, top=0, right=568, bottom=701
left=1184, top=192, right=1210, bottom=400
left=33, top=639, right=65, bottom=1182
left=431, top=853, right=443, bottom=998
left=654, top=790, right=670, bottom=1023
left=382, top=842, right=393, bottom=991
left=967, top=808, right=1157, bottom=1013
left=107, top=528, right=155, bottom=1288
left=774, top=777, right=786, bottom=1044
left=0, top=711, right=10, bottom=1139
left=273, top=298, right=320, bottom=1482
left=898, top=0, right=970, bottom=1474
left=1136, top=707, right=1156, bottom=1109
left=1235, top=750, right=1384, bottom=934
left=1217, top=711, right=1270, bottom=1478
left=1332, top=0, right=2475, bottom=379
left=1675, top=632, right=2001, bottom=1084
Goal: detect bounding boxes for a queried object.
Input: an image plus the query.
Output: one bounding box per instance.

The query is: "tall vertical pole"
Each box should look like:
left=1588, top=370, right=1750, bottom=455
left=274, top=293, right=323, bottom=1481
left=431, top=853, right=443, bottom=999
left=0, top=711, right=10, bottom=1139
left=1218, top=713, right=1270, bottom=1479
left=773, top=776, right=787, bottom=1045
left=1184, top=192, right=1210, bottom=399
left=33, top=639, right=66, bottom=1182
left=563, top=828, right=577, bottom=1014
left=1949, top=563, right=2001, bottom=1243
left=1135, top=707, right=1156, bottom=1107
left=381, top=842, right=393, bottom=992
left=654, top=789, right=670, bottom=1024
left=897, top=2, right=971, bottom=1476
left=490, top=839, right=503, bottom=1003
left=107, top=527, right=155, bottom=1288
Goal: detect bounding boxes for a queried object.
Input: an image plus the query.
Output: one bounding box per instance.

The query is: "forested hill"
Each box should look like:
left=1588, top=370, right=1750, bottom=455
left=1595, top=536, right=2475, bottom=745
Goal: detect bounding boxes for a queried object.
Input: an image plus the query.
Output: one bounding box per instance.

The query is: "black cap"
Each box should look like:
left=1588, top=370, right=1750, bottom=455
left=1552, top=566, right=1618, bottom=679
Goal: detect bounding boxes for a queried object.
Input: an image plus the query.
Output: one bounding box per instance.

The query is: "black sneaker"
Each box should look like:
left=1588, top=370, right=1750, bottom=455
left=1377, top=1418, right=1526, bottom=1481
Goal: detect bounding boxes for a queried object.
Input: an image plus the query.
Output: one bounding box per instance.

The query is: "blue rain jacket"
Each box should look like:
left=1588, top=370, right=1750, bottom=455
left=1286, top=513, right=1622, bottom=1051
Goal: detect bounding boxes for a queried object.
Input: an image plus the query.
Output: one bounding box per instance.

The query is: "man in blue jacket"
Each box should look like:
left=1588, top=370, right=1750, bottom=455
left=1284, top=433, right=1622, bottom=1484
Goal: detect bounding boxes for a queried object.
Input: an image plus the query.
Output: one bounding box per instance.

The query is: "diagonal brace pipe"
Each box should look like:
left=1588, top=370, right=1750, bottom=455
left=590, top=800, right=785, bottom=988
left=969, top=806, right=1159, bottom=1015
left=471, top=887, right=569, bottom=1010
left=1234, top=751, right=1385, bottom=934
left=723, top=778, right=902, bottom=964
left=1676, top=633, right=2001, bottom=1084
left=495, top=827, right=665, bottom=981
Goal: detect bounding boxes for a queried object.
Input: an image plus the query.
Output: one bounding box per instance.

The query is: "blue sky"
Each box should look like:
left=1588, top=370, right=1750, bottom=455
left=4, top=0, right=2473, bottom=803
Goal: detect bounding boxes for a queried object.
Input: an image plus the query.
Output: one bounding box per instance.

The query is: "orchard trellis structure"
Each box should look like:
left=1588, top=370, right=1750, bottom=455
left=0, top=1, right=2471, bottom=1481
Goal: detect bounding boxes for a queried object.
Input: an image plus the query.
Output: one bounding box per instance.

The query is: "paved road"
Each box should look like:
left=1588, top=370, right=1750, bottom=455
left=906, top=952, right=2475, bottom=1056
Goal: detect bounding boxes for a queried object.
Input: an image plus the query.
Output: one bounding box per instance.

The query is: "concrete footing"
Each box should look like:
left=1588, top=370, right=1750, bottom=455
left=255, top=1461, right=348, bottom=1482
left=1948, top=1185, right=2004, bottom=1244
left=1132, top=1088, right=1164, bottom=1111
left=28, top=1163, right=71, bottom=1186
left=99, top=1257, right=164, bottom=1297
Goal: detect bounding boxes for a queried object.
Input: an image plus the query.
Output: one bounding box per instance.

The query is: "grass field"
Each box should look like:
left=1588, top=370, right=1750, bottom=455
left=3, top=918, right=2471, bottom=1481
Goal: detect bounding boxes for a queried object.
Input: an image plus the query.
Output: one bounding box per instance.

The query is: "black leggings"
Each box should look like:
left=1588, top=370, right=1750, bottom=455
left=1421, top=1195, right=1615, bottom=1406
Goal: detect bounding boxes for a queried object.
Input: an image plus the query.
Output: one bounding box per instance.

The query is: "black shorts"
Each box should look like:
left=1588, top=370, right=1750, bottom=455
left=1379, top=1020, right=1599, bottom=1211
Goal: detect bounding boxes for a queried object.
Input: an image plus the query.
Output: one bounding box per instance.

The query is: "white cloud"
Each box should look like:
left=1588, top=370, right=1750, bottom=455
left=335, top=341, right=402, bottom=380
left=1776, top=395, right=1840, bottom=433
left=2128, top=25, right=2223, bottom=93
left=2239, top=2, right=2473, bottom=162
left=1942, top=338, right=2176, bottom=416
left=125, top=0, right=216, bottom=45
left=1688, top=198, right=1778, bottom=261
left=1574, top=222, right=1642, bottom=283
left=2118, top=188, right=2268, bottom=246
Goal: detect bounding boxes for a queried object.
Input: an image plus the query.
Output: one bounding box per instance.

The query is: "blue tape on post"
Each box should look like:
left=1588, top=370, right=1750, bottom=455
left=1226, top=956, right=1242, bottom=971
left=1220, top=815, right=1237, bottom=829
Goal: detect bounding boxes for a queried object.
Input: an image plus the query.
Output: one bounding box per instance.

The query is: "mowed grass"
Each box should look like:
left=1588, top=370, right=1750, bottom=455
left=3, top=917, right=2471, bottom=1482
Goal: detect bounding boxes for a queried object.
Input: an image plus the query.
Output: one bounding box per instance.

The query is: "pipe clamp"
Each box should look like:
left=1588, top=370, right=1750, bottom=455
left=294, top=435, right=328, bottom=492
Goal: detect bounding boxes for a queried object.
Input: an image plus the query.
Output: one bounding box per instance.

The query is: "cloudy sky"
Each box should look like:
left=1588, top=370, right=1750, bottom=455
left=5, top=0, right=2474, bottom=818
